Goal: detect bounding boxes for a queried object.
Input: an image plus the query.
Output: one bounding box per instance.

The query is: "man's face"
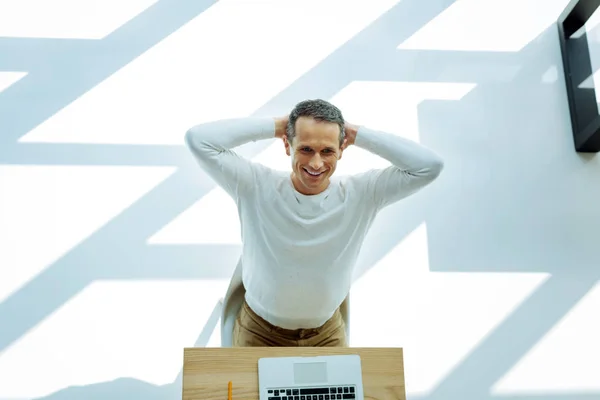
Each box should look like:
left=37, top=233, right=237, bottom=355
left=284, top=116, right=343, bottom=195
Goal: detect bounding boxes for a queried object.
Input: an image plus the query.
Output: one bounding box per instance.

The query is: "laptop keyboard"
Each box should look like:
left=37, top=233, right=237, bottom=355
left=267, top=386, right=356, bottom=400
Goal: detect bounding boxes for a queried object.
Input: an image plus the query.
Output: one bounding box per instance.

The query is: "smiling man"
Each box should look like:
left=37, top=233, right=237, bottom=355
left=185, top=99, right=444, bottom=347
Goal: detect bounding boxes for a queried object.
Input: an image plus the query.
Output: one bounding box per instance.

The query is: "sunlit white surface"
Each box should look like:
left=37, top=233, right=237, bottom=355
left=0, top=279, right=228, bottom=399
left=542, top=65, right=559, bottom=84
left=398, top=0, right=571, bottom=52
left=0, top=72, right=27, bottom=94
left=581, top=11, right=600, bottom=88
left=0, top=0, right=158, bottom=39
left=579, top=71, right=600, bottom=89
left=19, top=0, right=401, bottom=145
left=582, top=9, right=600, bottom=116
left=0, top=165, right=176, bottom=303
left=148, top=186, right=242, bottom=245
left=350, top=224, right=550, bottom=396
left=491, top=281, right=600, bottom=395
left=330, top=81, right=476, bottom=175
left=252, top=139, right=294, bottom=172
left=149, top=81, right=475, bottom=245
left=206, top=312, right=222, bottom=348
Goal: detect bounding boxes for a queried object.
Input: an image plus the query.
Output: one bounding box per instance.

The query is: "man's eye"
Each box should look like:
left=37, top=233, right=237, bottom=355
left=301, top=147, right=311, bottom=152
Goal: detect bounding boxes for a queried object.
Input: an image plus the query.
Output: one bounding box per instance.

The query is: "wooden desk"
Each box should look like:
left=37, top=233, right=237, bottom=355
left=182, top=348, right=406, bottom=400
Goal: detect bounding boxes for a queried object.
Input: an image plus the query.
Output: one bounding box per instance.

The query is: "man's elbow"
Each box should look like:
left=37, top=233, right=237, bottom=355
left=428, top=157, right=444, bottom=180
left=184, top=125, right=206, bottom=152
left=184, top=126, right=196, bottom=147
left=184, top=124, right=221, bottom=161
left=414, top=154, right=443, bottom=182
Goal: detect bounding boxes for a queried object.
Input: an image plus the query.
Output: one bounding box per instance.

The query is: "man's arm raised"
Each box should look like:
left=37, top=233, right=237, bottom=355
left=185, top=117, right=282, bottom=199
left=343, top=122, right=444, bottom=210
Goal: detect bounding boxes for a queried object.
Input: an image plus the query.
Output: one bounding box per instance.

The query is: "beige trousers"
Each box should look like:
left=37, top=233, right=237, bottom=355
left=233, top=300, right=347, bottom=347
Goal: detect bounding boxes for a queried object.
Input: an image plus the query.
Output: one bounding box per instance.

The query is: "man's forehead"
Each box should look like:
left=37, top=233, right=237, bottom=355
left=295, top=122, right=339, bottom=139
left=294, top=132, right=339, bottom=147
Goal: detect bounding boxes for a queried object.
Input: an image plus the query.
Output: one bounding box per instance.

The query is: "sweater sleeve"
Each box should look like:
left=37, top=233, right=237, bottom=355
left=352, top=126, right=444, bottom=210
left=184, top=117, right=275, bottom=199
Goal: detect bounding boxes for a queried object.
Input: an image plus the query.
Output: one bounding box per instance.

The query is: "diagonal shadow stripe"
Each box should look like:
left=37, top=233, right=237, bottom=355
left=491, top=395, right=600, bottom=400
left=191, top=299, right=222, bottom=348
left=409, top=392, right=600, bottom=400
left=0, top=143, right=189, bottom=166
left=0, top=0, right=218, bottom=151
left=424, top=275, right=598, bottom=400
left=0, top=37, right=94, bottom=70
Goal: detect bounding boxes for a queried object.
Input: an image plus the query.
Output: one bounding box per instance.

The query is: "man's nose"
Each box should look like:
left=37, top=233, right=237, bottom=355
left=309, top=155, right=323, bottom=169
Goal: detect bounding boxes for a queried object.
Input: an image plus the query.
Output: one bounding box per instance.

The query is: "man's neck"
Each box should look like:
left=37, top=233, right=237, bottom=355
left=290, top=172, right=330, bottom=196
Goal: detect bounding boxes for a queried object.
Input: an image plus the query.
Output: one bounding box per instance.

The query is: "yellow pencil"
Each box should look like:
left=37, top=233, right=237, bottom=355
left=228, top=381, right=232, bottom=400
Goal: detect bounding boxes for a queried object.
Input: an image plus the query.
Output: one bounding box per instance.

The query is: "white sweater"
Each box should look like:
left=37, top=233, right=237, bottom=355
left=185, top=117, right=443, bottom=329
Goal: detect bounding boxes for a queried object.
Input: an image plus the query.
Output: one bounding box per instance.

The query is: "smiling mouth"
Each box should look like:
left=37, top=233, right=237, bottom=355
left=303, top=168, right=325, bottom=177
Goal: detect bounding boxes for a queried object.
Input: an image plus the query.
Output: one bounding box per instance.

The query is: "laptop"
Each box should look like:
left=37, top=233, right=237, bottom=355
left=258, top=355, right=364, bottom=400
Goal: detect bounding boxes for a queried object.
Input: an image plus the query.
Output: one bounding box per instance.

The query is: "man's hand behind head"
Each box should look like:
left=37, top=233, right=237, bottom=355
left=274, top=115, right=289, bottom=139
left=341, top=122, right=359, bottom=151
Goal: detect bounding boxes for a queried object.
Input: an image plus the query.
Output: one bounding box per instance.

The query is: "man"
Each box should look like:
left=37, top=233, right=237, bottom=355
left=185, top=99, right=443, bottom=347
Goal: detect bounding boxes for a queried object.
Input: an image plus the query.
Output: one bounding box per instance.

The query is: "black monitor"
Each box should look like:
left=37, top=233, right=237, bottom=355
left=558, top=0, right=600, bottom=152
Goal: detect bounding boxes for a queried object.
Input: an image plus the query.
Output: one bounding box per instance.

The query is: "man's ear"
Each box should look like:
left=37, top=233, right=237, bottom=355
left=283, top=136, right=292, bottom=156
left=338, top=139, right=346, bottom=160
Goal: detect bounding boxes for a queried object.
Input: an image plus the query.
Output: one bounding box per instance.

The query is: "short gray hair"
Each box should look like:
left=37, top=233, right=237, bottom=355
left=286, top=99, right=345, bottom=146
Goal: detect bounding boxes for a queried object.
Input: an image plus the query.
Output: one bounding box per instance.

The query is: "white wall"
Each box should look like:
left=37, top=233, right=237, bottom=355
left=1, top=0, right=599, bottom=399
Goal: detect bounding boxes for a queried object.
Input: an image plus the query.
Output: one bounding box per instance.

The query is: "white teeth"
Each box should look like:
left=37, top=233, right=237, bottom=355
left=305, top=169, right=321, bottom=176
